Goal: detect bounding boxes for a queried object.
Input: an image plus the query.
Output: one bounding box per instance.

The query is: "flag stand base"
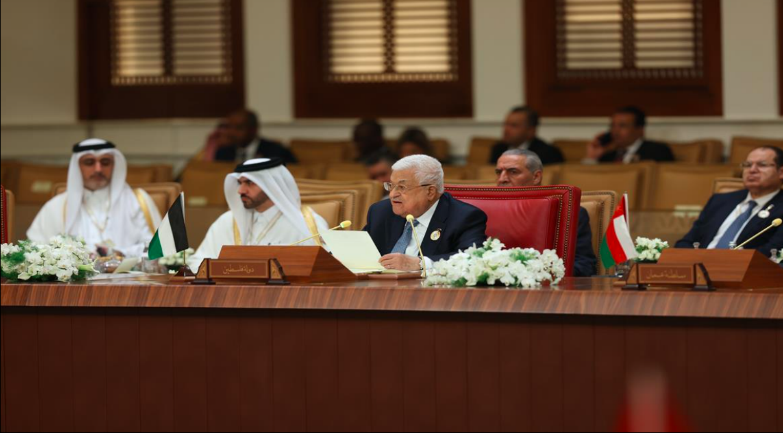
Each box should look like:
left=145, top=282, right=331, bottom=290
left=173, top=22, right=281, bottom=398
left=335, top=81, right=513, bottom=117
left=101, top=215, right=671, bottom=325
left=169, top=266, right=196, bottom=284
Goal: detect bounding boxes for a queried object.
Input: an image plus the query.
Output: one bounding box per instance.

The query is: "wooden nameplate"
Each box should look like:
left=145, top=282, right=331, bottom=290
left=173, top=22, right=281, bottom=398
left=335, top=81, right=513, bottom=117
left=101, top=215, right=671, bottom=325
left=622, top=262, right=713, bottom=291
left=657, top=249, right=783, bottom=289
left=218, top=246, right=357, bottom=284
left=192, top=258, right=288, bottom=285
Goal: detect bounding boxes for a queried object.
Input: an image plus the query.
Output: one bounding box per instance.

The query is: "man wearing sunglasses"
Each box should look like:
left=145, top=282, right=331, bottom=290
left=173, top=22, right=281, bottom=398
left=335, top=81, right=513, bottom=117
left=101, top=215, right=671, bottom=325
left=676, top=146, right=783, bottom=255
left=363, top=155, right=488, bottom=272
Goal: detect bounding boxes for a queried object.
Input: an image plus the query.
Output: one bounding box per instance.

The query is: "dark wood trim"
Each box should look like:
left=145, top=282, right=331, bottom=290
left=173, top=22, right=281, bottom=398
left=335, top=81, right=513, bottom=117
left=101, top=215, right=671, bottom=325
left=525, top=0, right=723, bottom=117
left=2, top=278, right=782, bottom=319
left=779, top=0, right=782, bottom=115
left=291, top=0, right=473, bottom=118
left=77, top=0, right=245, bottom=119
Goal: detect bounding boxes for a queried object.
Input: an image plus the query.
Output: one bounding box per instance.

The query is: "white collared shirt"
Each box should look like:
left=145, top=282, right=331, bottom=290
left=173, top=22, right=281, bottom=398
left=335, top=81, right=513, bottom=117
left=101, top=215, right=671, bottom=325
left=404, top=198, right=440, bottom=269
left=622, top=138, right=644, bottom=164
left=515, top=141, right=532, bottom=151
left=707, top=190, right=779, bottom=249
left=238, top=137, right=261, bottom=163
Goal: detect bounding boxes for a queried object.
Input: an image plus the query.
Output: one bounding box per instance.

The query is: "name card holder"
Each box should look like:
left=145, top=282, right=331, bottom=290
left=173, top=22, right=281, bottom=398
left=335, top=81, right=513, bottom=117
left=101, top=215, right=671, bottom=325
left=622, top=262, right=713, bottom=291
left=192, top=258, right=288, bottom=285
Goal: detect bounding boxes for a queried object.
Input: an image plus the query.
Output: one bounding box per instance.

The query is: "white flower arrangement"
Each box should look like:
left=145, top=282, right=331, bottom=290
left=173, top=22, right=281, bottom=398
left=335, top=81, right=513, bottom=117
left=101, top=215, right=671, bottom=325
left=1, top=235, right=96, bottom=283
left=425, top=238, right=565, bottom=288
left=634, top=237, right=669, bottom=263
left=158, top=248, right=195, bottom=271
left=773, top=249, right=782, bottom=264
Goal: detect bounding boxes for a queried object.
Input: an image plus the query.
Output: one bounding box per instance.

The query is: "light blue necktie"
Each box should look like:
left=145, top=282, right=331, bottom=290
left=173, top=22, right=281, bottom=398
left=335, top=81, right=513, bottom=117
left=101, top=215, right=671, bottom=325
left=715, top=200, right=756, bottom=249
left=391, top=219, right=419, bottom=254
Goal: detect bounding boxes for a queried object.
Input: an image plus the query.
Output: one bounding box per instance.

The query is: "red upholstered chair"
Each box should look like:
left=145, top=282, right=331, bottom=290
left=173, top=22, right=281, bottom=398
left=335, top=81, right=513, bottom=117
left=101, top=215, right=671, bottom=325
left=445, top=185, right=582, bottom=277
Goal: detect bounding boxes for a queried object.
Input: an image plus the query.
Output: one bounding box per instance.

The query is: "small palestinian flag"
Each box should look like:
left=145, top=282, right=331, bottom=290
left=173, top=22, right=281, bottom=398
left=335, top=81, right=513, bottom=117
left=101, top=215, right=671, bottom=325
left=148, top=193, right=189, bottom=260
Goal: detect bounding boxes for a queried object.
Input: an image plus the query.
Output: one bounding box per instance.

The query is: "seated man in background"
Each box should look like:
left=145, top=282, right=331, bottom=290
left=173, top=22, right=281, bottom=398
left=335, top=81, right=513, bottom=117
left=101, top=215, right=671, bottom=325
left=188, top=158, right=329, bottom=270
left=496, top=149, right=598, bottom=277
left=364, top=155, right=487, bottom=271
left=364, top=148, right=397, bottom=199
left=676, top=146, right=783, bottom=255
left=489, top=105, right=564, bottom=165
left=585, top=106, right=674, bottom=163
left=213, top=109, right=297, bottom=164
left=198, top=119, right=230, bottom=162
left=27, top=138, right=161, bottom=257
left=353, top=118, right=388, bottom=162
left=396, top=127, right=434, bottom=159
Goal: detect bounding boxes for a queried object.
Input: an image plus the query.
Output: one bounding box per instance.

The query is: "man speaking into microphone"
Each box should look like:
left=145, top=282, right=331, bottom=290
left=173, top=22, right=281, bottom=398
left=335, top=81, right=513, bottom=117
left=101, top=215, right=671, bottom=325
left=363, top=155, right=488, bottom=271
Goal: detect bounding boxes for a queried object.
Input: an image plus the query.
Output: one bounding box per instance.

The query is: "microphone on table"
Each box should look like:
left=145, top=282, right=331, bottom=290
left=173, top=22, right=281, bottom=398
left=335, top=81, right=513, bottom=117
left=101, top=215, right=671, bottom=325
left=733, top=218, right=782, bottom=250
left=288, top=220, right=351, bottom=246
left=406, top=214, right=427, bottom=276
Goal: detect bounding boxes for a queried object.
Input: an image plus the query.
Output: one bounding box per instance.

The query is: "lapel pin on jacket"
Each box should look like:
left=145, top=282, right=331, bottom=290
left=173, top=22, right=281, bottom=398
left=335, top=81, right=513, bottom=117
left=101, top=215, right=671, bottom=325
left=430, top=229, right=442, bottom=241
left=759, top=204, right=774, bottom=219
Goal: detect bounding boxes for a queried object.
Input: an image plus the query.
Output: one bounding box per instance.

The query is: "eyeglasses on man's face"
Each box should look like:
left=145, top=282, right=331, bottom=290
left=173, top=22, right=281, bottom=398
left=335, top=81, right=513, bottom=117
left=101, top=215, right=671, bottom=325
left=740, top=161, right=777, bottom=170
left=383, top=182, right=432, bottom=193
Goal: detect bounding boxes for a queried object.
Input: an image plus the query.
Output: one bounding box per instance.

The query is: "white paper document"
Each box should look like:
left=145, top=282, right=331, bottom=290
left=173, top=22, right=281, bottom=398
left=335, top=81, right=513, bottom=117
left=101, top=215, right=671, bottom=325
left=320, top=230, right=395, bottom=274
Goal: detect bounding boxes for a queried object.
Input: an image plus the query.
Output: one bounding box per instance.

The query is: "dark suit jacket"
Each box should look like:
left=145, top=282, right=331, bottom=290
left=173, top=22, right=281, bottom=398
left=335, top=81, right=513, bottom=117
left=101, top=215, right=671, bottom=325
left=489, top=138, right=565, bottom=165
left=214, top=138, right=298, bottom=164
left=574, top=207, right=598, bottom=277
left=599, top=140, right=674, bottom=163
left=363, top=192, right=488, bottom=263
left=675, top=190, right=783, bottom=255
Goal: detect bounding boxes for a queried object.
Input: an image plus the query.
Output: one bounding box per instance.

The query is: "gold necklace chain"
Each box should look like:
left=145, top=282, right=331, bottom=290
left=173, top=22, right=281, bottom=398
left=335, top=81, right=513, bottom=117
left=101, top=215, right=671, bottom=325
left=83, top=193, right=111, bottom=235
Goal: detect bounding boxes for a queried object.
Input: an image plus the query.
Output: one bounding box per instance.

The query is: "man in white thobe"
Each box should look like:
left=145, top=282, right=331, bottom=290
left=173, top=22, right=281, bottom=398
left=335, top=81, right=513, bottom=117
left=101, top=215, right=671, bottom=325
left=188, top=158, right=329, bottom=270
left=27, top=138, right=161, bottom=257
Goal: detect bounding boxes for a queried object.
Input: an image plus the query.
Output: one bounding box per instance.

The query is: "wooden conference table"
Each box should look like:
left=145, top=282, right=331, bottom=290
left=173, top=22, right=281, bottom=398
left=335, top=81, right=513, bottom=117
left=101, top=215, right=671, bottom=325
left=1, top=276, right=782, bottom=432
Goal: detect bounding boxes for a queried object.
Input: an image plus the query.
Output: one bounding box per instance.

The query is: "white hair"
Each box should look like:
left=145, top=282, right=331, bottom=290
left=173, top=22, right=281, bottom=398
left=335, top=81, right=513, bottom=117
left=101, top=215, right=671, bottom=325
left=391, top=154, right=444, bottom=194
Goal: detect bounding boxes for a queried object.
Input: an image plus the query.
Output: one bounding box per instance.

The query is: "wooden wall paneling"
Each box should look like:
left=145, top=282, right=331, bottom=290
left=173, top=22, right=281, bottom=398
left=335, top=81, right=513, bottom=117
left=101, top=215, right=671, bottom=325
left=37, top=309, right=75, bottom=432
left=336, top=312, right=373, bottom=431
left=561, top=318, right=595, bottom=432
left=624, top=318, right=690, bottom=417
left=746, top=324, right=779, bottom=432
left=402, top=316, right=438, bottom=431
left=270, top=312, right=307, bottom=431
left=434, top=319, right=469, bottom=432
left=205, top=312, right=242, bottom=431
left=104, top=309, right=141, bottom=432
left=369, top=314, right=405, bottom=431
left=302, top=311, right=339, bottom=431
left=139, top=310, right=174, bottom=431
left=498, top=319, right=532, bottom=432
left=529, top=318, right=564, bottom=431
left=171, top=312, right=208, bottom=432
left=686, top=321, right=748, bottom=431
left=778, top=323, right=783, bottom=432
left=1, top=312, right=5, bottom=433
left=3, top=309, right=41, bottom=432
left=466, top=318, right=500, bottom=431
left=238, top=311, right=274, bottom=432
left=592, top=318, right=626, bottom=432
left=71, top=310, right=108, bottom=432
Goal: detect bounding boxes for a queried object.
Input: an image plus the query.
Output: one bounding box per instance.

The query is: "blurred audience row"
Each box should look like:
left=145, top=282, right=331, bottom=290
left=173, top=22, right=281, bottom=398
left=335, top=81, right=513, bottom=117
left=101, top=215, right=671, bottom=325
left=197, top=104, right=688, bottom=175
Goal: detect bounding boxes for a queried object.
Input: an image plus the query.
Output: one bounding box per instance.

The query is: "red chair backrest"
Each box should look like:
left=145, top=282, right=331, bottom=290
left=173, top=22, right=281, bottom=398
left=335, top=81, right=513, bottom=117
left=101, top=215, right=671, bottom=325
left=445, top=185, right=582, bottom=276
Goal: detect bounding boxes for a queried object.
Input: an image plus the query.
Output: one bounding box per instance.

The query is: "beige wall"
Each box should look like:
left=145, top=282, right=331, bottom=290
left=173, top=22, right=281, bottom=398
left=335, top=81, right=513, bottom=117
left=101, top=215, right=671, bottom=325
left=1, top=0, right=781, bottom=162
left=1, top=0, right=77, bottom=124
